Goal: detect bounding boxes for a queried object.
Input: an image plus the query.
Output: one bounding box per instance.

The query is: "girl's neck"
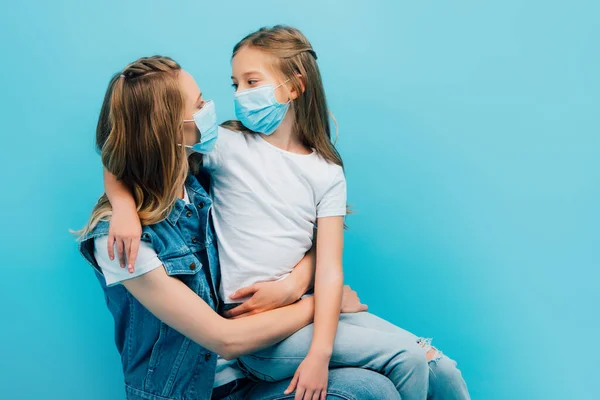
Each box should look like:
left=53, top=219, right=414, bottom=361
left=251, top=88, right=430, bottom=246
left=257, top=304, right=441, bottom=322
left=260, top=111, right=311, bottom=155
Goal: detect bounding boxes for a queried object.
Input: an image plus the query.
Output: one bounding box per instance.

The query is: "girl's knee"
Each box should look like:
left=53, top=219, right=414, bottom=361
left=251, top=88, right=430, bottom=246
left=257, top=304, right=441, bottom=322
left=397, top=342, right=429, bottom=378
left=416, top=339, right=466, bottom=388
left=429, top=355, right=463, bottom=384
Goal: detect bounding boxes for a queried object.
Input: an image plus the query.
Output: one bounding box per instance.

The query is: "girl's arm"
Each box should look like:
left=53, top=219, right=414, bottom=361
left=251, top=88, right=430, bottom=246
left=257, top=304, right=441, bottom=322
left=225, top=244, right=316, bottom=318
left=311, top=216, right=345, bottom=357
left=285, top=216, right=345, bottom=398
left=123, top=266, right=316, bottom=360
left=104, top=168, right=141, bottom=272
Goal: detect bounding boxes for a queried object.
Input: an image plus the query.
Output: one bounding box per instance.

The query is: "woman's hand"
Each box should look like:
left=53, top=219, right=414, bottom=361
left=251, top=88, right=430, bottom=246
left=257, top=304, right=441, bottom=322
left=107, top=205, right=142, bottom=273
left=225, top=283, right=367, bottom=319
left=340, top=285, right=368, bottom=313
left=284, top=352, right=330, bottom=400
left=224, top=276, right=302, bottom=319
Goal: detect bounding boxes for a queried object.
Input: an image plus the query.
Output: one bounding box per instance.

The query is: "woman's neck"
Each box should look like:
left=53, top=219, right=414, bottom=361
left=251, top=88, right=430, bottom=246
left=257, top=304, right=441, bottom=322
left=260, top=111, right=311, bottom=155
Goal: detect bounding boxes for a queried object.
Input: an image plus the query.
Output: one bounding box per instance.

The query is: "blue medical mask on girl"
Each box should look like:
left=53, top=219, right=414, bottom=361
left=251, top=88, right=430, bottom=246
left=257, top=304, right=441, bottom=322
left=183, top=100, right=218, bottom=153
left=234, top=80, right=291, bottom=135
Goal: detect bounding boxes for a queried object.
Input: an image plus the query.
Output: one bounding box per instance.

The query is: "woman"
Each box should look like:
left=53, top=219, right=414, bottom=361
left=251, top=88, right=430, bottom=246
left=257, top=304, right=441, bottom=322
left=77, top=56, right=399, bottom=400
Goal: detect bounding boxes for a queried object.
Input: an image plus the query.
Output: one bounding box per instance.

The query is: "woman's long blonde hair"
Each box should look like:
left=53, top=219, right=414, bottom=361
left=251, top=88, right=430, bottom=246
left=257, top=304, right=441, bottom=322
left=79, top=56, right=188, bottom=237
left=222, top=25, right=343, bottom=168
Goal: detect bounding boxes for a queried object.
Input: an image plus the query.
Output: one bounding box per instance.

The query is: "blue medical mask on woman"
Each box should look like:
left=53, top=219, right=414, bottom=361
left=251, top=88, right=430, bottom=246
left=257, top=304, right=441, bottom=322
left=234, top=81, right=290, bottom=135
left=183, top=100, right=218, bottom=153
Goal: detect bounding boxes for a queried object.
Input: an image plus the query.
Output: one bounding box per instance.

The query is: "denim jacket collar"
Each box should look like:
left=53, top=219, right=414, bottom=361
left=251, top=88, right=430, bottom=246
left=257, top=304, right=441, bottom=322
left=166, top=174, right=211, bottom=226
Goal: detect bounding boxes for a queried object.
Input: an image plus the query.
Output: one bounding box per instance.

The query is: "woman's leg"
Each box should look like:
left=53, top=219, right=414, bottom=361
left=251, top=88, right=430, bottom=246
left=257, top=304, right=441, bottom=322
left=234, top=368, right=400, bottom=400
left=239, top=312, right=430, bottom=400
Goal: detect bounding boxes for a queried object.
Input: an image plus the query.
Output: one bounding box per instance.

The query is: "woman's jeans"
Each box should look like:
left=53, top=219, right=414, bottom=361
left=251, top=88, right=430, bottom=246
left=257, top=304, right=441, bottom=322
left=215, top=368, right=400, bottom=400
left=238, top=312, right=470, bottom=400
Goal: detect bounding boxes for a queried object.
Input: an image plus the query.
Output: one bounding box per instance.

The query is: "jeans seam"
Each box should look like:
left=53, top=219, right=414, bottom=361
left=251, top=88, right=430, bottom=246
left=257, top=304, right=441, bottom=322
left=246, top=355, right=306, bottom=361
left=239, top=360, right=277, bottom=382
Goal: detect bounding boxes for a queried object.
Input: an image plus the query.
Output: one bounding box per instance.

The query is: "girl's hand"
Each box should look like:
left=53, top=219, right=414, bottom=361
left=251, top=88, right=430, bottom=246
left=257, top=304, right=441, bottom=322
left=284, top=353, right=330, bottom=400
left=107, top=206, right=142, bottom=273
left=340, top=285, right=368, bottom=314
left=225, top=276, right=302, bottom=319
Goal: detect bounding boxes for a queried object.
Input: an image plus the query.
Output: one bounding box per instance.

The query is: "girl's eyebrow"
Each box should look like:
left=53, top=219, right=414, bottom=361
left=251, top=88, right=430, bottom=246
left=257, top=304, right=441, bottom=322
left=231, top=71, right=263, bottom=80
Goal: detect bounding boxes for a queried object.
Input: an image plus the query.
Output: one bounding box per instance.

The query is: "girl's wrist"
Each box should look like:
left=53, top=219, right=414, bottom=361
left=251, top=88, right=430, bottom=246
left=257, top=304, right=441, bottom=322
left=308, top=344, right=333, bottom=360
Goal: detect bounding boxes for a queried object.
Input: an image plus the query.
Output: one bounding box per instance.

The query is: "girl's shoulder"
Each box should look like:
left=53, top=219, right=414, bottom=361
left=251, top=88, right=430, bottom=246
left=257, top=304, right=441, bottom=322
left=310, top=152, right=345, bottom=177
left=217, top=125, right=252, bottom=147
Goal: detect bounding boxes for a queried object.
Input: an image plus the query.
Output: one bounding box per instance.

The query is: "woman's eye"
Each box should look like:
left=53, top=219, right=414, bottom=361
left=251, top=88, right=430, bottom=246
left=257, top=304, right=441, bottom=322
left=248, top=80, right=258, bottom=86
left=231, top=83, right=238, bottom=89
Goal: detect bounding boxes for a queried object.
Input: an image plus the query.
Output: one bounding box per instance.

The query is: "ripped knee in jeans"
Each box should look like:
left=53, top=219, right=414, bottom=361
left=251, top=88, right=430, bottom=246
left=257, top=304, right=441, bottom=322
left=417, top=337, right=443, bottom=364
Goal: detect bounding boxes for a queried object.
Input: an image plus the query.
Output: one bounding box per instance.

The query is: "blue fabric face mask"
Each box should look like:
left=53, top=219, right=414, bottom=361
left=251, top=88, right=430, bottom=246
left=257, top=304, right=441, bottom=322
left=183, top=100, right=218, bottom=153
left=234, top=81, right=290, bottom=135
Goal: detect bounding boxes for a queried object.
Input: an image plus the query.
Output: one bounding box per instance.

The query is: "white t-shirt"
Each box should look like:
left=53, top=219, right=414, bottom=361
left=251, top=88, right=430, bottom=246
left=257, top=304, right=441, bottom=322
left=205, top=127, right=347, bottom=303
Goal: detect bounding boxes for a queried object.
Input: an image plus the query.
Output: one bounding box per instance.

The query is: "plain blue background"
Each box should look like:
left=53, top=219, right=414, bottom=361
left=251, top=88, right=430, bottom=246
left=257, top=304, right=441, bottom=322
left=1, top=1, right=598, bottom=399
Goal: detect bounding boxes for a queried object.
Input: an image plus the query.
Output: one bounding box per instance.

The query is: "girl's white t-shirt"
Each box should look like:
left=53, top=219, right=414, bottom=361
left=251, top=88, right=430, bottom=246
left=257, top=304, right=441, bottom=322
left=204, top=127, right=347, bottom=304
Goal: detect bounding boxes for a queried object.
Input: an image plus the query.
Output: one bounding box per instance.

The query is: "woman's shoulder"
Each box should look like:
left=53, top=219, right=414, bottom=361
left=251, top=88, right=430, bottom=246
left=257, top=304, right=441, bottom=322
left=93, top=235, right=162, bottom=287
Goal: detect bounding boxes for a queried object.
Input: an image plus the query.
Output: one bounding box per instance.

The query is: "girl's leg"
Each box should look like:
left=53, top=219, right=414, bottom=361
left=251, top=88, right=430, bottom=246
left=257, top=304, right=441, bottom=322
left=340, top=313, right=470, bottom=400
left=239, top=313, right=430, bottom=400
left=427, top=355, right=470, bottom=400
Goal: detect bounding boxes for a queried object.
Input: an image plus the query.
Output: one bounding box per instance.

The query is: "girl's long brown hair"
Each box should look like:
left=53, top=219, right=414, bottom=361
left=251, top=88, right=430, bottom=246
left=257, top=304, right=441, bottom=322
left=222, top=25, right=343, bottom=168
left=80, top=56, right=188, bottom=236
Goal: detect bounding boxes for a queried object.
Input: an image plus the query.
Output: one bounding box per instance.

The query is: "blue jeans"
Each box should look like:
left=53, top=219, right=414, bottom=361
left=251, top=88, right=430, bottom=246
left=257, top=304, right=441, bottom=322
left=239, top=312, right=470, bottom=400
left=215, top=368, right=400, bottom=400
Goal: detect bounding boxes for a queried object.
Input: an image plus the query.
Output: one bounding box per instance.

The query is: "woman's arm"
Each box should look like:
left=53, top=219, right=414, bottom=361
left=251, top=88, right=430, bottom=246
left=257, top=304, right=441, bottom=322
left=123, top=266, right=315, bottom=360
left=104, top=168, right=142, bottom=272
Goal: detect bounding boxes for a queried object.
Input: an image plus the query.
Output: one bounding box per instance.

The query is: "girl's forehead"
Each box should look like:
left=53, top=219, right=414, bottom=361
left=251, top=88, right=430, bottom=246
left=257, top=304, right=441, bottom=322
left=232, top=47, right=276, bottom=75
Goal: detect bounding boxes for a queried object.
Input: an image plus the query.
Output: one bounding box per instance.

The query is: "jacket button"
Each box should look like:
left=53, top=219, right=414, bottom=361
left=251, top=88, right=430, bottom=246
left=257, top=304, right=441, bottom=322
left=205, top=353, right=212, bottom=361
left=191, top=237, right=197, bottom=244
left=189, top=262, right=196, bottom=270
left=186, top=210, right=193, bottom=218
left=197, top=202, right=205, bottom=209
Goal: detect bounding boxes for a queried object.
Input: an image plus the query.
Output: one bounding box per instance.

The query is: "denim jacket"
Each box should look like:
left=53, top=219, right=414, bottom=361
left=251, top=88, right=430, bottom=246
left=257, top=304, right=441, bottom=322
left=79, top=174, right=221, bottom=400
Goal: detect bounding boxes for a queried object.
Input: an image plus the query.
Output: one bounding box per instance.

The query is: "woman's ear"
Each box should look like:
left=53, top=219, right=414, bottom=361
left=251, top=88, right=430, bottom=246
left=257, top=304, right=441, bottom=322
left=288, top=74, right=305, bottom=100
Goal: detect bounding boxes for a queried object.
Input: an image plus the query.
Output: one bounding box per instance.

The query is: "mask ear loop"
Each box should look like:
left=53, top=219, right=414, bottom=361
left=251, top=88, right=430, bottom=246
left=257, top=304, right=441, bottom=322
left=275, top=79, right=293, bottom=105
left=328, top=110, right=339, bottom=145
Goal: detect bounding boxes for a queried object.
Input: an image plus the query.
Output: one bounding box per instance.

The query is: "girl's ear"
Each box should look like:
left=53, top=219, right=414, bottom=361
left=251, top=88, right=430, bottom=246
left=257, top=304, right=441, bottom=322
left=288, top=74, right=305, bottom=100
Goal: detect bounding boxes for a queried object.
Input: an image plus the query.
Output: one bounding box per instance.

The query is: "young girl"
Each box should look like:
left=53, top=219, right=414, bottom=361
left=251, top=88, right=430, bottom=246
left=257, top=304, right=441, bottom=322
left=107, top=27, right=470, bottom=400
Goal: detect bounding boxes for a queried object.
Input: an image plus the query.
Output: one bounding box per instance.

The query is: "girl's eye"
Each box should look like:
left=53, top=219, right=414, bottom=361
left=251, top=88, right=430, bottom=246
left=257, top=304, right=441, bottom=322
left=231, top=83, right=238, bottom=90
left=248, top=79, right=258, bottom=86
